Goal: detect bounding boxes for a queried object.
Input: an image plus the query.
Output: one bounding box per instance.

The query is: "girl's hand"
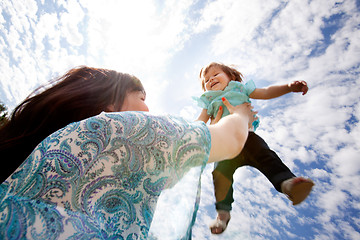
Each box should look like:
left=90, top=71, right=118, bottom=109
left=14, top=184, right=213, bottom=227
left=288, top=80, right=308, bottom=95
left=211, top=97, right=258, bottom=128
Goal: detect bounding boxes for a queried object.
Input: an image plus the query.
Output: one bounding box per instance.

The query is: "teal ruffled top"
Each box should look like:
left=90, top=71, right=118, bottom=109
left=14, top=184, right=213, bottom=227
left=193, top=80, right=260, bottom=130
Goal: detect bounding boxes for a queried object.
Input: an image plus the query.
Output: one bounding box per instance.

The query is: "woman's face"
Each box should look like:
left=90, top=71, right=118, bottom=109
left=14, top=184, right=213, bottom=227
left=120, top=90, right=149, bottom=112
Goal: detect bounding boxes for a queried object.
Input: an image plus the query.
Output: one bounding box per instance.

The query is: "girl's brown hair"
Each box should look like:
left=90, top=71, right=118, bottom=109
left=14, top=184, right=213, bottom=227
left=199, top=62, right=244, bottom=91
left=0, top=66, right=144, bottom=183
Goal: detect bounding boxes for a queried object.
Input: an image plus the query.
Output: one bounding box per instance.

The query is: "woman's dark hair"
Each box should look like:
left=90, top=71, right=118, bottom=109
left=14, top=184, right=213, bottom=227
left=0, top=66, right=144, bottom=183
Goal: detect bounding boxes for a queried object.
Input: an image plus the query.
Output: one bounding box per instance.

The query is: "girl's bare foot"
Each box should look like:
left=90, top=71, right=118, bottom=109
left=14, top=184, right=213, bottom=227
left=281, top=177, right=314, bottom=205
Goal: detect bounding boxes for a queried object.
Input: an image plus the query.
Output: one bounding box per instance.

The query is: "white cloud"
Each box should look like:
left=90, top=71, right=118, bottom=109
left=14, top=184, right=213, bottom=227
left=59, top=0, right=84, bottom=46
left=189, top=0, right=359, bottom=238
left=1, top=0, right=198, bottom=112
left=332, top=147, right=360, bottom=177
left=180, top=106, right=198, bottom=120
left=310, top=168, right=331, bottom=179
left=78, top=0, right=197, bottom=114
left=339, top=220, right=360, bottom=240
left=82, top=0, right=192, bottom=71
left=317, top=187, right=348, bottom=221
left=193, top=0, right=360, bottom=82
left=150, top=167, right=204, bottom=239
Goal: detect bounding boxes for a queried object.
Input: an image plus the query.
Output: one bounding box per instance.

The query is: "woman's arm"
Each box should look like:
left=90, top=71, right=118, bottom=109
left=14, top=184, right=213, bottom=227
left=207, top=99, right=255, bottom=163
left=249, top=80, right=308, bottom=99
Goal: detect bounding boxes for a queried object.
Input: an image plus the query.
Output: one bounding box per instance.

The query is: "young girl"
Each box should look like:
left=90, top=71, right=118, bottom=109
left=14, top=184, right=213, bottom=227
left=194, top=62, right=314, bottom=234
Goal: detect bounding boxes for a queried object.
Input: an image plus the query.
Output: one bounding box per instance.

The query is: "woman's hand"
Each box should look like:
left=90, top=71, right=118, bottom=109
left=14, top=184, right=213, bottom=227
left=207, top=98, right=258, bottom=163
left=210, top=106, right=223, bottom=125
left=208, top=98, right=256, bottom=162
left=210, top=97, right=258, bottom=128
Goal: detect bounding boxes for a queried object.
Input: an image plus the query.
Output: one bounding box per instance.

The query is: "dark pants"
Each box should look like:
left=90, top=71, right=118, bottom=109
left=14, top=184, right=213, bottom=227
left=212, top=131, right=295, bottom=211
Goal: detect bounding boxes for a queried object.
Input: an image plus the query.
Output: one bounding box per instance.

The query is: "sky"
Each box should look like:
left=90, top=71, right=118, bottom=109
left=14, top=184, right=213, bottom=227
left=0, top=0, right=359, bottom=239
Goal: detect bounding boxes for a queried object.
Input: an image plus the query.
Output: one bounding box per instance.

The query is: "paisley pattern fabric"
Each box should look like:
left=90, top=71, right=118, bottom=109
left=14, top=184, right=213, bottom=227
left=193, top=80, right=260, bottom=130
left=0, top=111, right=211, bottom=239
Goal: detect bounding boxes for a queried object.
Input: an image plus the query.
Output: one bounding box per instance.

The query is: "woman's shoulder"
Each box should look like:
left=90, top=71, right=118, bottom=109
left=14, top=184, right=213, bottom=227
left=97, top=111, right=210, bottom=135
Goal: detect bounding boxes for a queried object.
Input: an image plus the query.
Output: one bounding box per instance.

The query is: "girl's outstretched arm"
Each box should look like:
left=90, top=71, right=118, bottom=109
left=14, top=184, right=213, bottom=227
left=250, top=80, right=308, bottom=99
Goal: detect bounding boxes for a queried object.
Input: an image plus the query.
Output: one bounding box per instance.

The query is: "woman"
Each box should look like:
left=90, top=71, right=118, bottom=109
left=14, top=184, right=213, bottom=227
left=0, top=66, right=254, bottom=239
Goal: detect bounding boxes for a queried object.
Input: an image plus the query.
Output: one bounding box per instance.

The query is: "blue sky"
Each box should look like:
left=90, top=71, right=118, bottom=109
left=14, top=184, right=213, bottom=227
left=1, top=0, right=359, bottom=239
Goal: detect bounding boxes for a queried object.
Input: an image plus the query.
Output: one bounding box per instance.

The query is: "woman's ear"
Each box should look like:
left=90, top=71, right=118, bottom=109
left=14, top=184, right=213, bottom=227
left=105, top=104, right=116, bottom=112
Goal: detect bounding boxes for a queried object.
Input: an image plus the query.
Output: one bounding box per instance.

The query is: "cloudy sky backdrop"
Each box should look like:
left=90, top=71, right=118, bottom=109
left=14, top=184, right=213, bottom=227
left=1, top=0, right=359, bottom=239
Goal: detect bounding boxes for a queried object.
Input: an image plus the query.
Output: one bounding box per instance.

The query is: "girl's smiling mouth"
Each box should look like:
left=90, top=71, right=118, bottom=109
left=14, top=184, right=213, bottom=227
left=211, top=82, right=219, bottom=88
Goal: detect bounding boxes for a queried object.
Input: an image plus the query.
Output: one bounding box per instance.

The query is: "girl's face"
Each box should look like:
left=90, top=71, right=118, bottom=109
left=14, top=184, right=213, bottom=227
left=203, top=66, right=232, bottom=91
left=120, top=90, right=149, bottom=112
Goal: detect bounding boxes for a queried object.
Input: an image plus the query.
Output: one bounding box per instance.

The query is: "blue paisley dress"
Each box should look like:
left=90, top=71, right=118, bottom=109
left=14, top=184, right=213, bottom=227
left=0, top=111, right=211, bottom=240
